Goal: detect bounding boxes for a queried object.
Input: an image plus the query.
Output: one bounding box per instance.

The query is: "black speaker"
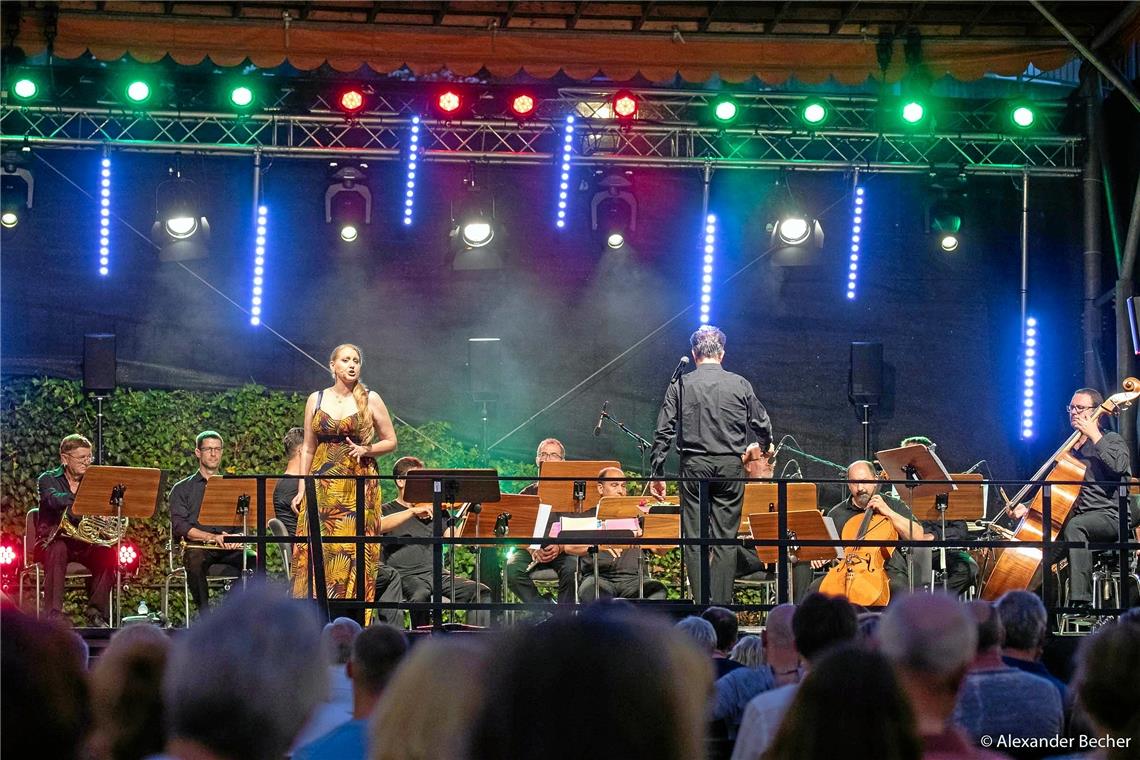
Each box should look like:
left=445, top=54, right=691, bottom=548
left=83, top=333, right=117, bottom=394
left=848, top=341, right=883, bottom=406
left=468, top=338, right=501, bottom=402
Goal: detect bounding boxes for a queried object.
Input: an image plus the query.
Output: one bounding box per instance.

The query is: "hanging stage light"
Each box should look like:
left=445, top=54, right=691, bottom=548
left=508, top=93, right=537, bottom=119
left=228, top=82, right=256, bottom=110
left=612, top=90, right=639, bottom=121
left=11, top=76, right=40, bottom=101
left=451, top=169, right=502, bottom=269
left=125, top=79, right=152, bottom=105
left=776, top=216, right=811, bottom=245
left=337, top=87, right=366, bottom=114
left=800, top=98, right=829, bottom=127
left=769, top=203, right=824, bottom=266
left=929, top=195, right=964, bottom=253
left=325, top=162, right=372, bottom=243
left=712, top=97, right=739, bottom=124
left=1, top=154, right=34, bottom=230
left=901, top=99, right=926, bottom=124
left=436, top=89, right=464, bottom=118
left=590, top=172, right=637, bottom=250
left=1010, top=104, right=1036, bottom=129
left=151, top=172, right=210, bottom=261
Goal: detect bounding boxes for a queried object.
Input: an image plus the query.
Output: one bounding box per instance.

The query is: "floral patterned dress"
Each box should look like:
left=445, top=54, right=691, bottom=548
left=290, top=398, right=382, bottom=621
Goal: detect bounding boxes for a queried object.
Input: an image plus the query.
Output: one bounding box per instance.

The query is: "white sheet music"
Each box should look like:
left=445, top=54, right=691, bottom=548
left=822, top=517, right=843, bottom=559
left=528, top=504, right=553, bottom=550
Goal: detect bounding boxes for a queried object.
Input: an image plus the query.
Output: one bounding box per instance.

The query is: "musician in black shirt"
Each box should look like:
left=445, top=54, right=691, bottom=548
left=35, top=434, right=116, bottom=625
left=649, top=326, right=774, bottom=605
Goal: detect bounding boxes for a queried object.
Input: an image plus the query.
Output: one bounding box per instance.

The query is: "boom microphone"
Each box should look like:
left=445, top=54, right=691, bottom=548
left=670, top=356, right=691, bottom=382
left=593, top=401, right=609, bottom=436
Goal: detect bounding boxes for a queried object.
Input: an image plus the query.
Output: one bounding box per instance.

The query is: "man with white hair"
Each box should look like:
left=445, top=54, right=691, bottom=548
left=291, top=617, right=362, bottom=749
left=878, top=593, right=1005, bottom=759
left=161, top=583, right=325, bottom=760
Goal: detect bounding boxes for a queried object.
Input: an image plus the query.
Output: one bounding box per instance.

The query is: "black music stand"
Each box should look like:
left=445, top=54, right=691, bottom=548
left=909, top=473, right=986, bottom=591
left=73, top=466, right=165, bottom=626
left=405, top=469, right=500, bottom=628
left=748, top=510, right=840, bottom=603
left=875, top=444, right=956, bottom=502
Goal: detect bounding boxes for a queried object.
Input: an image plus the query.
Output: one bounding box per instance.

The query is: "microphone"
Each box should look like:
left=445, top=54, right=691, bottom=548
left=670, top=356, right=690, bottom=383
left=593, top=401, right=609, bottom=436
left=963, top=459, right=985, bottom=475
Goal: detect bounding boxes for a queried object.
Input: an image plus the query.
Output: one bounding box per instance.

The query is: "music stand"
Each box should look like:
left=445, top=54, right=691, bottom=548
left=598, top=496, right=680, bottom=597
left=736, top=483, right=819, bottom=535
left=876, top=444, right=956, bottom=502
left=908, top=473, right=986, bottom=591
left=748, top=510, right=840, bottom=602
left=404, top=469, right=501, bottom=629
left=537, top=460, right=621, bottom=513
left=200, top=477, right=278, bottom=585
left=73, top=466, right=165, bottom=626
left=456, top=493, right=539, bottom=606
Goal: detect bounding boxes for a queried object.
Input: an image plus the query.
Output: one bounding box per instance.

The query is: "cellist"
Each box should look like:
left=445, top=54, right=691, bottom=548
left=1011, top=388, right=1132, bottom=609
left=808, top=460, right=935, bottom=601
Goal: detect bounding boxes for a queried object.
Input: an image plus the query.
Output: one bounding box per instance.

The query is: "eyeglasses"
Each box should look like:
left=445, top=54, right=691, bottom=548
left=198, top=446, right=223, bottom=453
left=1066, top=404, right=1095, bottom=413
left=536, top=451, right=564, bottom=461
left=64, top=453, right=94, bottom=463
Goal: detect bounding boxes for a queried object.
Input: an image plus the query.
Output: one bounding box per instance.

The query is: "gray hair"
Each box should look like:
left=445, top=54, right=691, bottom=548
left=729, top=635, right=766, bottom=669
left=689, top=326, right=726, bottom=360
left=674, top=615, right=717, bottom=654
left=879, top=593, right=977, bottom=681
left=535, top=438, right=565, bottom=458
left=322, top=616, right=363, bottom=665
left=996, top=591, right=1047, bottom=651
left=164, top=583, right=325, bottom=760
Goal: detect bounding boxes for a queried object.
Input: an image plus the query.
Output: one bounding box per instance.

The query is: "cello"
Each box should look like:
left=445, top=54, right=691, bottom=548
left=819, top=487, right=899, bottom=607
left=979, top=377, right=1140, bottom=601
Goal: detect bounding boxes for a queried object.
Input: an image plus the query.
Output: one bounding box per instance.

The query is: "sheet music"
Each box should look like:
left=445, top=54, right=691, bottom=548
left=822, top=517, right=843, bottom=559
left=559, top=516, right=602, bottom=532
left=927, top=450, right=958, bottom=492
left=528, top=504, right=553, bottom=550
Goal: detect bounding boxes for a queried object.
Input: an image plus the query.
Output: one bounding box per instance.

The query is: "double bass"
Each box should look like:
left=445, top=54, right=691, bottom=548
left=979, top=378, right=1139, bottom=601
left=819, top=490, right=899, bottom=607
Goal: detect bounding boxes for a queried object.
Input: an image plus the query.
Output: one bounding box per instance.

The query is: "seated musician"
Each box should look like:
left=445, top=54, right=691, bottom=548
left=35, top=433, right=116, bottom=626
left=504, top=438, right=579, bottom=605
left=807, top=460, right=934, bottom=600
left=1013, top=388, right=1132, bottom=609
left=898, top=435, right=978, bottom=597
left=566, top=467, right=667, bottom=602
left=377, top=456, right=488, bottom=627
left=168, top=431, right=246, bottom=611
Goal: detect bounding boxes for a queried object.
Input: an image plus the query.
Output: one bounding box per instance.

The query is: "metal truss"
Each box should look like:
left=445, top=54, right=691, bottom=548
left=1, top=89, right=1082, bottom=176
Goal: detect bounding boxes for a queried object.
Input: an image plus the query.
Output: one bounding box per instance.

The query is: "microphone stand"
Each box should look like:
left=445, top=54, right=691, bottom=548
left=596, top=407, right=653, bottom=487
left=779, top=441, right=847, bottom=474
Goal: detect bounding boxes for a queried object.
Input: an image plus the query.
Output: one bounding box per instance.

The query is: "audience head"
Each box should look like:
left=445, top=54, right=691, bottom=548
left=729, top=635, right=765, bottom=669
left=965, top=600, right=1003, bottom=653
left=1, top=605, right=90, bottom=760
left=371, top=636, right=491, bottom=760
left=321, top=616, right=363, bottom=666
left=995, top=591, right=1047, bottom=655
left=763, top=604, right=796, bottom=652
left=701, top=606, right=739, bottom=654
left=350, top=624, right=408, bottom=697
left=857, top=612, right=882, bottom=647
left=88, top=623, right=170, bottom=760
left=164, top=584, right=324, bottom=760
left=675, top=615, right=717, bottom=655
left=283, top=427, right=305, bottom=460
left=1073, top=620, right=1140, bottom=755
left=470, top=610, right=712, bottom=760
left=792, top=593, right=858, bottom=664
left=763, top=645, right=920, bottom=760
left=880, top=593, right=977, bottom=701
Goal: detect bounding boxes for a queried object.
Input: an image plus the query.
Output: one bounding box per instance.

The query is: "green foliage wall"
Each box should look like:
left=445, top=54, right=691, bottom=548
left=0, top=378, right=725, bottom=625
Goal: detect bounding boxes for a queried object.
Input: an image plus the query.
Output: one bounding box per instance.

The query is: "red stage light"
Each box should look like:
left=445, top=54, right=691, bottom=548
left=0, top=543, right=17, bottom=567
left=118, top=542, right=140, bottom=572
left=437, top=90, right=462, bottom=114
left=613, top=91, right=639, bottom=120
left=509, top=94, right=536, bottom=118
left=339, top=89, right=365, bottom=112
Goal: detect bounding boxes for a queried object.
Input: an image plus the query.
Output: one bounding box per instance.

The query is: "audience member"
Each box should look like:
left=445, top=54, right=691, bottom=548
left=371, top=636, right=492, bottom=760
left=995, top=591, right=1067, bottom=703
left=857, top=611, right=882, bottom=647
left=87, top=623, right=170, bottom=760
left=676, top=614, right=718, bottom=656
left=1069, top=619, right=1140, bottom=760
left=469, top=609, right=713, bottom=760
left=952, top=600, right=1063, bottom=750
left=714, top=634, right=776, bottom=740
left=729, top=635, right=765, bottom=669
left=162, top=583, right=325, bottom=760
left=731, top=593, right=858, bottom=760
left=295, top=624, right=408, bottom=760
left=760, top=604, right=800, bottom=687
left=879, top=593, right=1006, bottom=760
left=292, top=616, right=362, bottom=749
left=1, top=604, right=90, bottom=760
left=762, top=645, right=922, bottom=760
left=703, top=606, right=746, bottom=678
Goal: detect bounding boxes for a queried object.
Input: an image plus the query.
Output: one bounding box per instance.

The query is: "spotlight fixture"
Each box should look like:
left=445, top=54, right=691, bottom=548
left=125, top=79, right=152, bottom=105
left=228, top=83, right=255, bottom=109
left=325, top=162, right=372, bottom=243
left=901, top=99, right=926, bottom=124
left=590, top=172, right=637, bottom=249
left=151, top=171, right=211, bottom=261
left=435, top=88, right=466, bottom=118
left=927, top=179, right=965, bottom=253
left=450, top=168, right=502, bottom=269
left=768, top=176, right=825, bottom=266
left=1, top=152, right=34, bottom=230
left=508, top=93, right=538, bottom=119
left=800, top=98, right=829, bottom=127
left=712, top=97, right=739, bottom=124
left=117, top=541, right=141, bottom=574
left=1010, top=103, right=1036, bottom=129
left=776, top=216, right=811, bottom=245
left=338, top=87, right=366, bottom=114
left=612, top=90, right=639, bottom=121
left=11, top=76, right=40, bottom=101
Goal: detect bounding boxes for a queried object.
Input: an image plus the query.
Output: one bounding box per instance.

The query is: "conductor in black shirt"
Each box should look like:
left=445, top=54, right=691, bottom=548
left=649, top=326, right=774, bottom=605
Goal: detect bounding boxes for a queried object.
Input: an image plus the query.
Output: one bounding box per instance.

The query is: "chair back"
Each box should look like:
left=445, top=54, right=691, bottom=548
left=267, top=518, right=292, bottom=581
left=23, top=508, right=39, bottom=568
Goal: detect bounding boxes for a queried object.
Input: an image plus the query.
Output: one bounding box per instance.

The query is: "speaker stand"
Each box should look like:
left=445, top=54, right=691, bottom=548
left=480, top=400, right=490, bottom=462
left=93, top=394, right=110, bottom=465
left=860, top=403, right=873, bottom=463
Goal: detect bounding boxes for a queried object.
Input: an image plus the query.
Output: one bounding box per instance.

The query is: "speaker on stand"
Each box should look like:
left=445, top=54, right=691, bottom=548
left=83, top=334, right=117, bottom=465
left=848, top=341, right=883, bottom=462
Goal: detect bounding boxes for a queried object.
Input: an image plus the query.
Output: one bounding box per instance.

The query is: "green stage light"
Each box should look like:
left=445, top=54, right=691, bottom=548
left=713, top=98, right=738, bottom=123
left=901, top=100, right=925, bottom=124
left=801, top=99, right=828, bottom=126
left=12, top=78, right=38, bottom=100
left=125, top=80, right=151, bottom=104
left=229, top=85, right=254, bottom=108
left=1011, top=105, right=1035, bottom=129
